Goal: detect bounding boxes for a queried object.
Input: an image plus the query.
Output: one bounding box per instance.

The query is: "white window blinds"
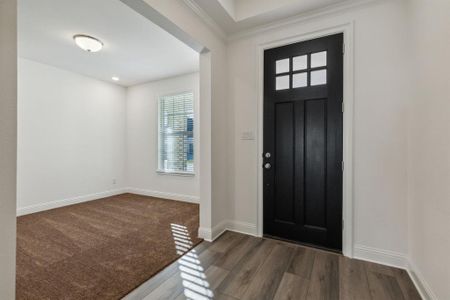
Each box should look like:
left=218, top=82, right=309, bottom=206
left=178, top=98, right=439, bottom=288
left=158, top=92, right=194, bottom=174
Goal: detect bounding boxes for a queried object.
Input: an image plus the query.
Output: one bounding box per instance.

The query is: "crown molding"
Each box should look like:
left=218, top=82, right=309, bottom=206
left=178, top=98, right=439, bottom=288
left=182, top=0, right=381, bottom=43
left=182, top=0, right=228, bottom=41
left=228, top=0, right=380, bottom=41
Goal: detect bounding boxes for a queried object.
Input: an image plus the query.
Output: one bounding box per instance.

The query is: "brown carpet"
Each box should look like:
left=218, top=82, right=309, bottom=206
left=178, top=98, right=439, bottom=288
left=16, top=193, right=202, bottom=299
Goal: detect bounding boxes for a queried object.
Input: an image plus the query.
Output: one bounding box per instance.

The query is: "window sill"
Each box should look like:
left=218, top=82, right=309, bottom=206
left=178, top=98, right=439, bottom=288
left=156, top=170, right=195, bottom=177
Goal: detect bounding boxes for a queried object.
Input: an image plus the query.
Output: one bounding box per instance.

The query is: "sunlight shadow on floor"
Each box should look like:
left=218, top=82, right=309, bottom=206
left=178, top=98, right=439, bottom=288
left=171, top=223, right=213, bottom=300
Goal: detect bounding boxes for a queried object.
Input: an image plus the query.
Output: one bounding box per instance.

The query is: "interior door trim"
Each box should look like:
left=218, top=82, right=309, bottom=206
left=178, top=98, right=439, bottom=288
left=256, top=21, right=355, bottom=258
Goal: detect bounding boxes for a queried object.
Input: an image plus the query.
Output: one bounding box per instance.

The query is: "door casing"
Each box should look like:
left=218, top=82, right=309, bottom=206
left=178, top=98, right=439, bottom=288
left=256, top=22, right=355, bottom=258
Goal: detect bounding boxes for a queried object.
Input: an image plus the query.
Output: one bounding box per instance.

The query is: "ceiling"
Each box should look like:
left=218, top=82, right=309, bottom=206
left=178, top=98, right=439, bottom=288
left=18, top=0, right=199, bottom=87
left=190, top=0, right=361, bottom=34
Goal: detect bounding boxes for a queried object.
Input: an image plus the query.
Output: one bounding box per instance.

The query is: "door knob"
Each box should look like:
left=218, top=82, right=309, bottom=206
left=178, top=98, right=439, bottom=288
left=264, top=163, right=272, bottom=169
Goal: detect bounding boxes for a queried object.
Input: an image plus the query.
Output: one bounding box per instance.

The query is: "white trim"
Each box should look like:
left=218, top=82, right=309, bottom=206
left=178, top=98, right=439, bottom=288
left=198, top=220, right=227, bottom=242
left=180, top=0, right=377, bottom=42
left=228, top=0, right=376, bottom=41
left=204, top=223, right=436, bottom=300
left=202, top=223, right=436, bottom=300
left=353, top=245, right=437, bottom=300
left=17, top=188, right=200, bottom=216
left=354, top=244, right=408, bottom=269
left=227, top=220, right=258, bottom=236
left=182, top=0, right=228, bottom=41
left=201, top=219, right=258, bottom=242
left=211, top=219, right=229, bottom=240
left=407, top=262, right=438, bottom=300
left=198, top=226, right=213, bottom=242
left=156, top=170, right=196, bottom=177
left=126, top=187, right=200, bottom=204
left=256, top=22, right=355, bottom=257
left=16, top=188, right=127, bottom=216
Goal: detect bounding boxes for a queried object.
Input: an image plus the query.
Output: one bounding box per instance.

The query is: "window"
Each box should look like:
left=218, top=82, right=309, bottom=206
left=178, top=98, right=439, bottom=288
left=275, top=50, right=328, bottom=90
left=158, top=92, right=194, bottom=175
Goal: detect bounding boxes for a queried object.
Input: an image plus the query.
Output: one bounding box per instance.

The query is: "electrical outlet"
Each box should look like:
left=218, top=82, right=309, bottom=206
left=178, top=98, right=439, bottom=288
left=112, top=179, right=116, bottom=185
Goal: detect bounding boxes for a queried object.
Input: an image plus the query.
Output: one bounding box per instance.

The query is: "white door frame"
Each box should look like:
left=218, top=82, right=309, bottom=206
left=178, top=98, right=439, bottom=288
left=256, top=21, right=355, bottom=257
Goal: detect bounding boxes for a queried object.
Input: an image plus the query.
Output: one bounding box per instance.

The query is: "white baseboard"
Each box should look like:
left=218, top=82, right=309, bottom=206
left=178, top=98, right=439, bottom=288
left=199, top=219, right=258, bottom=242
left=198, top=226, right=213, bottom=242
left=17, top=188, right=127, bottom=216
left=407, top=262, right=438, bottom=300
left=198, top=220, right=258, bottom=242
left=126, top=187, right=199, bottom=204
left=17, top=191, right=438, bottom=300
left=212, top=220, right=229, bottom=240
left=227, top=220, right=258, bottom=236
left=198, top=219, right=229, bottom=242
left=354, top=244, right=439, bottom=300
left=353, top=244, right=409, bottom=269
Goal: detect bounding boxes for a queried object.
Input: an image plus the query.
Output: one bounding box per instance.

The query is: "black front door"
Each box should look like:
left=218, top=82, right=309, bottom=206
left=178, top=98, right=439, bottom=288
left=263, top=34, right=343, bottom=251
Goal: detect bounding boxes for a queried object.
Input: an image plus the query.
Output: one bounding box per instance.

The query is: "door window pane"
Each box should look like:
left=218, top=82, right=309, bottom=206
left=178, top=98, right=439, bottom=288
left=293, top=55, right=307, bottom=71
left=311, top=51, right=327, bottom=68
left=276, top=58, right=290, bottom=74
left=276, top=75, right=290, bottom=90
left=293, top=73, right=307, bottom=88
left=310, top=70, right=327, bottom=86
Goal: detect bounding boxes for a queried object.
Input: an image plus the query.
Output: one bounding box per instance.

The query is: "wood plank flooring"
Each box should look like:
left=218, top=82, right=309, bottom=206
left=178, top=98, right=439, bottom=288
left=124, top=231, right=421, bottom=300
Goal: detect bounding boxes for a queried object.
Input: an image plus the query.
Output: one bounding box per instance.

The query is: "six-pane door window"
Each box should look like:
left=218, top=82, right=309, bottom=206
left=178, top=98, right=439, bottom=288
left=158, top=92, right=194, bottom=174
left=275, top=51, right=328, bottom=90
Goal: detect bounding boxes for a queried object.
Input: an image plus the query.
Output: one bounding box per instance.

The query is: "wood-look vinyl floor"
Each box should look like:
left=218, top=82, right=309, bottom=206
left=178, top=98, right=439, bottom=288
left=124, top=231, right=421, bottom=300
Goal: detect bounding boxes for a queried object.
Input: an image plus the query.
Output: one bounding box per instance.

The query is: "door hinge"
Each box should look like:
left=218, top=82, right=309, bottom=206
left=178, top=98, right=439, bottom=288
left=342, top=42, right=345, bottom=55
left=342, top=101, right=344, bottom=113
left=342, top=219, right=345, bottom=230
left=342, top=161, right=344, bottom=172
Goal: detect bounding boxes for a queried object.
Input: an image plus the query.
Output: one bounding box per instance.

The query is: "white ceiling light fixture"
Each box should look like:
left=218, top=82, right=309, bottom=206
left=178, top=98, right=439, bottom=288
left=112, top=76, right=120, bottom=81
left=73, top=34, right=103, bottom=52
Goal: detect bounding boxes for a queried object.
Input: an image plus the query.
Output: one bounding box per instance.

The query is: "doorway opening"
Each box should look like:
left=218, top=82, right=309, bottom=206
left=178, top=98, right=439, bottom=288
left=16, top=0, right=212, bottom=298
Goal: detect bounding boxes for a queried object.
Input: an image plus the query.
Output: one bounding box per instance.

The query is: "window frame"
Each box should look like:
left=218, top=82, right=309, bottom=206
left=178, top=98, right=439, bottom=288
left=157, top=90, right=196, bottom=176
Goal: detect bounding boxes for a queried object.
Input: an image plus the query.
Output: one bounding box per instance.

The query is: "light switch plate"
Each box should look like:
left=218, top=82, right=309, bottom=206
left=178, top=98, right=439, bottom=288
left=241, top=131, right=255, bottom=140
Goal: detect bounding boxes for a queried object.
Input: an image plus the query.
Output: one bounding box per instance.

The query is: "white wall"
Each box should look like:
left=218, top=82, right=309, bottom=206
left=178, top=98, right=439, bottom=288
left=227, top=0, right=411, bottom=255
left=408, top=0, right=450, bottom=299
left=126, top=73, right=200, bottom=202
left=17, top=58, right=127, bottom=214
left=17, top=58, right=203, bottom=214
left=0, top=0, right=17, bottom=297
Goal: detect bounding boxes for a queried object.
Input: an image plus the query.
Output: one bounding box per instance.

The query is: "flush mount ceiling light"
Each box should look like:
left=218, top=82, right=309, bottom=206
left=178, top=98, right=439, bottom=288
left=73, top=34, right=103, bottom=52
left=112, top=76, right=120, bottom=81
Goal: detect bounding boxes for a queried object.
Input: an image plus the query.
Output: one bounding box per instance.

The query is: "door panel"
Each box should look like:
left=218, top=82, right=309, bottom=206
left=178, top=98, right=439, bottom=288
left=263, top=34, right=343, bottom=251
left=274, top=102, right=295, bottom=223
left=304, top=99, right=326, bottom=229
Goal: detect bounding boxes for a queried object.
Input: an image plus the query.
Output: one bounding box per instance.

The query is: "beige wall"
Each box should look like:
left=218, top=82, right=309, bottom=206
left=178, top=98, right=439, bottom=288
left=0, top=0, right=17, bottom=298
left=228, top=0, right=411, bottom=255
left=408, top=0, right=450, bottom=299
